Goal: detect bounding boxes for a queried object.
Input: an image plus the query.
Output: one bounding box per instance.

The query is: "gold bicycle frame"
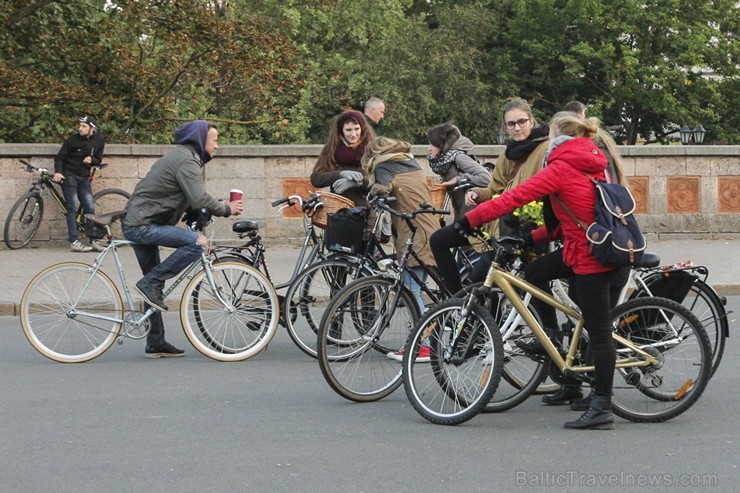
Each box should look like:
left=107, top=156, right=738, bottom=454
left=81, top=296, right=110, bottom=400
left=482, top=261, right=658, bottom=375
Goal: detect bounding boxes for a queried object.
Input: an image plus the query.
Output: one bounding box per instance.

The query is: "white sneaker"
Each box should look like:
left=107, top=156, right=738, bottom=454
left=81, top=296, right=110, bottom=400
left=90, top=239, right=108, bottom=252
left=70, top=240, right=93, bottom=252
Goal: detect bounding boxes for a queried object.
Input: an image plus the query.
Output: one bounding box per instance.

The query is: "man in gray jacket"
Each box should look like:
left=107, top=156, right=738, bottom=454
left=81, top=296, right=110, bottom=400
left=122, top=120, right=242, bottom=357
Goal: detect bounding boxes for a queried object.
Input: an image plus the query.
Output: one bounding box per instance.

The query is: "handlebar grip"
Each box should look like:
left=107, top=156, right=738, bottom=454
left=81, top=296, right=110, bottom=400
left=271, top=197, right=290, bottom=207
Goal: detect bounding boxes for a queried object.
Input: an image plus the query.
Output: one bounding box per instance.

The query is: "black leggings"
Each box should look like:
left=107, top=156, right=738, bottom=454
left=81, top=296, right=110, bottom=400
left=430, top=225, right=471, bottom=295
left=524, top=249, right=629, bottom=397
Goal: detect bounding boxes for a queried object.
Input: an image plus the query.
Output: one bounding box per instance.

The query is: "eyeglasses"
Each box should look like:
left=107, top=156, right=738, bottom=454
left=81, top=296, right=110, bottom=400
left=505, top=118, right=530, bottom=130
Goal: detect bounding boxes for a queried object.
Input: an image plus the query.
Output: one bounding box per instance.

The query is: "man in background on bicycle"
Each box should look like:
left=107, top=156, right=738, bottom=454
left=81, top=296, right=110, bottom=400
left=53, top=115, right=106, bottom=253
left=122, top=120, right=243, bottom=358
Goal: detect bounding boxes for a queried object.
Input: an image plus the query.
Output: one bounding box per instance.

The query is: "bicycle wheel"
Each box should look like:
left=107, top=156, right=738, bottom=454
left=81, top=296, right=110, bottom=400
left=402, top=299, right=504, bottom=425
left=89, top=188, right=130, bottom=240
left=4, top=191, right=44, bottom=250
left=20, top=262, right=123, bottom=363
left=180, top=262, right=279, bottom=362
left=317, top=275, right=421, bottom=402
left=632, top=275, right=727, bottom=378
left=283, top=257, right=372, bottom=358
left=609, top=297, right=711, bottom=423
left=481, top=289, right=549, bottom=413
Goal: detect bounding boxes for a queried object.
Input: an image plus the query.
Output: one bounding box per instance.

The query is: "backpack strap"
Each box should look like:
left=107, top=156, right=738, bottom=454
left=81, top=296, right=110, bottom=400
left=552, top=171, right=603, bottom=232
left=552, top=195, right=588, bottom=231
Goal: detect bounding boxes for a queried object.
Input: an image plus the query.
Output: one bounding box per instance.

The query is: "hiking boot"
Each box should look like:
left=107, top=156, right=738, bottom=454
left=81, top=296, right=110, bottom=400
left=570, top=390, right=593, bottom=411
left=542, top=385, right=583, bottom=405
left=514, top=327, right=559, bottom=355
left=70, top=240, right=93, bottom=253
left=136, top=279, right=168, bottom=312
left=145, top=341, right=185, bottom=358
left=564, top=395, right=614, bottom=430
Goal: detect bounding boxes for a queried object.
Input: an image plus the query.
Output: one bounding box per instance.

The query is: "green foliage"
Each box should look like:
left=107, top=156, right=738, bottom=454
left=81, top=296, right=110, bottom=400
left=0, top=0, right=737, bottom=145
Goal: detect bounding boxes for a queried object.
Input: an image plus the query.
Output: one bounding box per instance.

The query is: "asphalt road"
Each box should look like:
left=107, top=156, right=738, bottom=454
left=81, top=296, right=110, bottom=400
left=1, top=297, right=739, bottom=492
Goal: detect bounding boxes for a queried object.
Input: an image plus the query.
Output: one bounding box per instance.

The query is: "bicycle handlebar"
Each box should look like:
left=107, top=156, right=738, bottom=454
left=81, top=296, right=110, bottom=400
left=19, top=158, right=108, bottom=177
left=369, top=194, right=450, bottom=221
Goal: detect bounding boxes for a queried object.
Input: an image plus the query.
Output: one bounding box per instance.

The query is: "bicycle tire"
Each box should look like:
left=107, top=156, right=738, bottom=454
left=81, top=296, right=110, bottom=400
left=20, top=262, right=123, bottom=363
left=317, top=275, right=421, bottom=402
left=402, top=299, right=504, bottom=425
left=89, top=188, right=131, bottom=240
left=180, top=262, right=279, bottom=362
left=609, top=297, right=711, bottom=423
left=631, top=274, right=727, bottom=378
left=4, top=191, right=44, bottom=250
left=481, top=288, right=549, bottom=413
left=455, top=282, right=551, bottom=409
left=283, top=257, right=373, bottom=358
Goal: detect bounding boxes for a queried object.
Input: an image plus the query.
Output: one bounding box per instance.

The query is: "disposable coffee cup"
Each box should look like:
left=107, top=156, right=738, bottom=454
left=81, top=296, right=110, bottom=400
left=229, top=189, right=243, bottom=202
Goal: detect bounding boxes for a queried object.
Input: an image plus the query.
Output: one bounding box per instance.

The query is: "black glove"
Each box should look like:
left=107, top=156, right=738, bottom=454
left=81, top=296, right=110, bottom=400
left=452, top=216, right=474, bottom=237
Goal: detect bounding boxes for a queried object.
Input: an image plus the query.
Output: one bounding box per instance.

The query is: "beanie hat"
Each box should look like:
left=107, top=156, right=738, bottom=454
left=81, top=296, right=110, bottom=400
left=427, top=123, right=461, bottom=154
left=79, top=115, right=98, bottom=129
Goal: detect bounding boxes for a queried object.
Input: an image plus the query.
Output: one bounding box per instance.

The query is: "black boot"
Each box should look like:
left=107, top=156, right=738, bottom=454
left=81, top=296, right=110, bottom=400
left=570, top=389, right=593, bottom=411
left=514, top=327, right=558, bottom=355
left=542, top=385, right=583, bottom=405
left=564, top=395, right=614, bottom=430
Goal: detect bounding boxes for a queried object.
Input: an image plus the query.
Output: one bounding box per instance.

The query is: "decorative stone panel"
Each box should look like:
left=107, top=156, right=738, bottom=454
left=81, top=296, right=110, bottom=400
left=718, top=176, right=740, bottom=213
left=281, top=178, right=315, bottom=217
left=626, top=176, right=648, bottom=214
left=667, top=176, right=700, bottom=214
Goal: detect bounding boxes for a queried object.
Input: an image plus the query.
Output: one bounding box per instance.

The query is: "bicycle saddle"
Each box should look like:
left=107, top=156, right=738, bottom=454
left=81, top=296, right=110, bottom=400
left=233, top=220, right=262, bottom=233
left=636, top=252, right=660, bottom=268
left=84, top=211, right=127, bottom=225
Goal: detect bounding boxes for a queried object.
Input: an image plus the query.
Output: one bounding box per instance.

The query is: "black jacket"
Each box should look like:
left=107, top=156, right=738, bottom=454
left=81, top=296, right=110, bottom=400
left=54, top=131, right=106, bottom=177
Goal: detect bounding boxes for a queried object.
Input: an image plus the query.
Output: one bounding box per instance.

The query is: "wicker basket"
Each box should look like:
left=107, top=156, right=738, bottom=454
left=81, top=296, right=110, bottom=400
left=311, top=192, right=355, bottom=229
left=429, top=184, right=448, bottom=210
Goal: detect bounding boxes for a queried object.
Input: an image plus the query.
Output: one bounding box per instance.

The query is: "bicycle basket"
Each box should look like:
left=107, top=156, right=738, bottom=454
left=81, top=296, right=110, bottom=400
left=311, top=192, right=355, bottom=229
left=325, top=207, right=368, bottom=254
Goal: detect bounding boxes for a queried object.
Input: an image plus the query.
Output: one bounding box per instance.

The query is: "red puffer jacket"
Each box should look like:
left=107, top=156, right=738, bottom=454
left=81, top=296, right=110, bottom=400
left=466, top=137, right=617, bottom=274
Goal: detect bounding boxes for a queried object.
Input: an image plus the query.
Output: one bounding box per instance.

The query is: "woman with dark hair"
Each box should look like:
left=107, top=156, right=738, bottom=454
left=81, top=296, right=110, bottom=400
left=426, top=122, right=490, bottom=219
left=311, top=110, right=376, bottom=206
left=430, top=97, right=548, bottom=295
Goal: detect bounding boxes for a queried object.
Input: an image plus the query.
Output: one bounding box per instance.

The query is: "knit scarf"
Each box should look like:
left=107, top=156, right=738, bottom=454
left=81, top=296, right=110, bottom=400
left=334, top=140, right=365, bottom=167
left=504, top=124, right=549, bottom=162
left=427, top=149, right=465, bottom=176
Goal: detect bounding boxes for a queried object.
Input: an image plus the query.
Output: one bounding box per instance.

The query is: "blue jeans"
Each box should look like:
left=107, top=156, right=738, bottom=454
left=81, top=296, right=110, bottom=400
left=61, top=175, right=95, bottom=243
left=122, top=223, right=203, bottom=346
left=402, top=266, right=427, bottom=313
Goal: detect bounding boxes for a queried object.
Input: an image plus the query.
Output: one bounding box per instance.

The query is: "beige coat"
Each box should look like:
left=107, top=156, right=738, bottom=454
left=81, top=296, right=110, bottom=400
left=371, top=163, right=439, bottom=267
left=470, top=139, right=549, bottom=247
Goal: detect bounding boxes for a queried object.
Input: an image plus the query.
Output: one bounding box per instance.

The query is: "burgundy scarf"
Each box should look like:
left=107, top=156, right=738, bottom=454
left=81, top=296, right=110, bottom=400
left=334, top=141, right=365, bottom=167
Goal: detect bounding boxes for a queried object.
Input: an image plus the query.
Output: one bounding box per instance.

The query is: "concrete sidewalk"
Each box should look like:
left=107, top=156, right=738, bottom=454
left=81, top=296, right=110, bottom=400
left=0, top=237, right=738, bottom=316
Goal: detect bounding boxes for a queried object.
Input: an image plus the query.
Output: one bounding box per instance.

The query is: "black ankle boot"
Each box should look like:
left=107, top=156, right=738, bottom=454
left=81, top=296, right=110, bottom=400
left=564, top=395, right=614, bottom=430
left=514, top=327, right=558, bottom=355
left=570, top=390, right=593, bottom=411
left=542, top=385, right=583, bottom=405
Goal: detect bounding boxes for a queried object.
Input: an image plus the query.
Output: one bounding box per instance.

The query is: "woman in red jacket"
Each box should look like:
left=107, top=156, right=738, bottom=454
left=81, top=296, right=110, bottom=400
left=456, top=112, right=629, bottom=430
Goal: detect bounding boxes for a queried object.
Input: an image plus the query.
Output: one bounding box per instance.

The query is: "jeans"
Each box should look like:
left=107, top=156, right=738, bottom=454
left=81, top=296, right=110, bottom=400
left=61, top=175, right=95, bottom=243
left=402, top=266, right=427, bottom=313
left=122, top=223, right=203, bottom=346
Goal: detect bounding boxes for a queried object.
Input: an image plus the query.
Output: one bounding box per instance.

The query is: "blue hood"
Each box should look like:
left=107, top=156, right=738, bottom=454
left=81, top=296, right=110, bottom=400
left=174, top=120, right=212, bottom=163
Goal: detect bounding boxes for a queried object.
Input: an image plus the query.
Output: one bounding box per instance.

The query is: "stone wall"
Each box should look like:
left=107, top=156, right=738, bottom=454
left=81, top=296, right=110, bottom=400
left=1, top=143, right=738, bottom=248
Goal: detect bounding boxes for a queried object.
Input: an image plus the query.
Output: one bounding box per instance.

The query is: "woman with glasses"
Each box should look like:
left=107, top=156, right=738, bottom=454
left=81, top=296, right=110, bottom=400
left=430, top=97, right=549, bottom=295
